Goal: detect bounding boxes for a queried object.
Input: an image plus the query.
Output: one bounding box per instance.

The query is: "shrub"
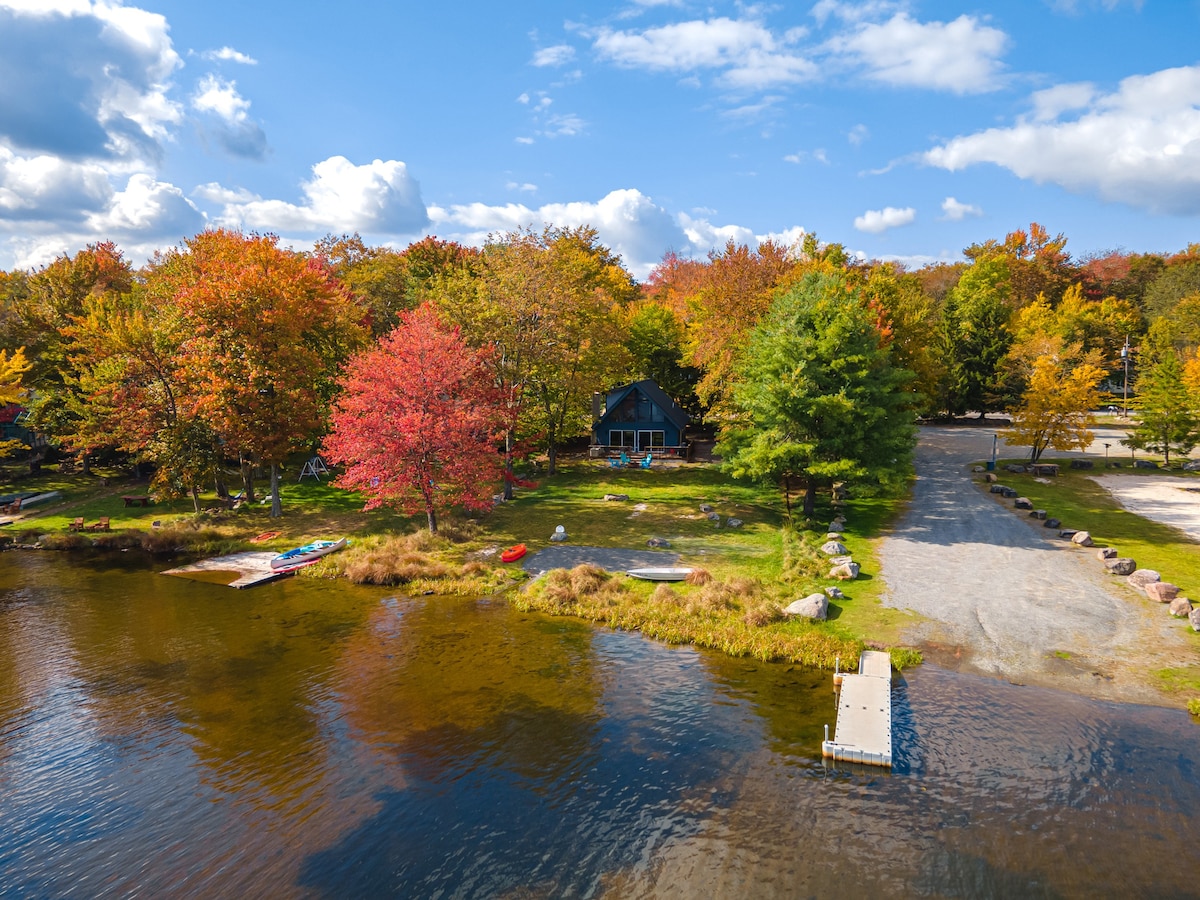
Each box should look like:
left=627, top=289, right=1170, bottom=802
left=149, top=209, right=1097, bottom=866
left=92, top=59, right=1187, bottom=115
left=743, top=600, right=785, bottom=627
left=39, top=532, right=92, bottom=551
left=684, top=567, right=713, bottom=586
left=1189, top=698, right=1200, bottom=718
left=650, top=583, right=680, bottom=605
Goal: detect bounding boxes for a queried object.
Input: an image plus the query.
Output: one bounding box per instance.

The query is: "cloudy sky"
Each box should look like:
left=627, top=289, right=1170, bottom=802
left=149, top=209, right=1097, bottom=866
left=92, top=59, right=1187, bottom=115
left=1, top=0, right=1198, bottom=278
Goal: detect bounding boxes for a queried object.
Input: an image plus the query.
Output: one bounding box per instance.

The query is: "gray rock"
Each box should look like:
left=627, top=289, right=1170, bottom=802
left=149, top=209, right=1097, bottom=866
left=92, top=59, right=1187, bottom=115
left=1144, top=581, right=1179, bottom=603
left=725, top=517, right=743, bottom=528
left=1044, top=518, right=1061, bottom=529
left=1170, top=597, right=1193, bottom=618
left=785, top=593, right=829, bottom=620
left=989, top=484, right=1006, bottom=494
left=1183, top=460, right=1200, bottom=472
left=1059, top=529, right=1078, bottom=539
left=1030, top=509, right=1047, bottom=520
left=1097, top=547, right=1118, bottom=560
left=972, top=465, right=984, bottom=473
left=706, top=512, right=720, bottom=522
left=550, top=531, right=568, bottom=542
left=826, top=531, right=843, bottom=540
left=1134, top=459, right=1159, bottom=469
left=1071, top=531, right=1094, bottom=547
left=824, top=586, right=845, bottom=599
left=1104, top=557, right=1137, bottom=576
left=829, top=555, right=853, bottom=566
left=1014, top=497, right=1033, bottom=510
left=1005, top=464, right=1027, bottom=474
left=603, top=493, right=629, bottom=501
left=646, top=537, right=671, bottom=548
left=1190, top=607, right=1200, bottom=632
left=830, top=561, right=861, bottom=580
left=1128, top=569, right=1162, bottom=590
left=820, top=540, right=849, bottom=556
left=1069, top=459, right=1094, bottom=469
left=985, top=472, right=998, bottom=483
left=699, top=503, right=714, bottom=513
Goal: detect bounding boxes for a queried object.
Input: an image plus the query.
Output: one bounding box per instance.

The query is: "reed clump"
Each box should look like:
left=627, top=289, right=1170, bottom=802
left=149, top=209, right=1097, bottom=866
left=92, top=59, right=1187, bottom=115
left=514, top=566, right=861, bottom=669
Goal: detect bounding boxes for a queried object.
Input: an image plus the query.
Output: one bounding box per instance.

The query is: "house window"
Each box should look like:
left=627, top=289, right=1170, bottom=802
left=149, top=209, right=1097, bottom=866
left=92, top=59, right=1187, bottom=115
left=610, top=429, right=636, bottom=448
left=637, top=430, right=665, bottom=450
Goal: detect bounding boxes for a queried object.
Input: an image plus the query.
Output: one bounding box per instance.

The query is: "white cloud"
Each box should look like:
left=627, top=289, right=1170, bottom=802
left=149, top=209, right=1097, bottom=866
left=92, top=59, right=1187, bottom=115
left=0, top=147, right=112, bottom=222
left=532, top=44, right=575, bottom=67
left=506, top=181, right=538, bottom=192
left=191, top=74, right=267, bottom=159
left=427, top=187, right=808, bottom=280
left=854, top=206, right=916, bottom=233
left=783, top=149, right=828, bottom=164
left=210, top=156, right=430, bottom=235
left=828, top=12, right=1009, bottom=94
left=924, top=63, right=1200, bottom=214
left=202, top=46, right=257, bottom=65
left=85, top=172, right=203, bottom=235
left=848, top=123, right=869, bottom=146
left=941, top=196, right=982, bottom=221
left=591, top=17, right=817, bottom=90
left=810, top=0, right=902, bottom=26
left=1031, top=82, right=1097, bottom=121
left=0, top=0, right=182, bottom=160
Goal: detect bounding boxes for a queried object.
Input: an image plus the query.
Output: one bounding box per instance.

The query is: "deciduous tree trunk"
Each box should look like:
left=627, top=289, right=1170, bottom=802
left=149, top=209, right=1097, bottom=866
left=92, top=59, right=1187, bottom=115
left=269, top=463, right=282, bottom=518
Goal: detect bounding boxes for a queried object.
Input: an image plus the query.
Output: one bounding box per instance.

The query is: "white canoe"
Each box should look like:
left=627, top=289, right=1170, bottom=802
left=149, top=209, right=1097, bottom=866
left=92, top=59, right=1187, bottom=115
left=271, top=537, right=348, bottom=570
left=627, top=566, right=694, bottom=582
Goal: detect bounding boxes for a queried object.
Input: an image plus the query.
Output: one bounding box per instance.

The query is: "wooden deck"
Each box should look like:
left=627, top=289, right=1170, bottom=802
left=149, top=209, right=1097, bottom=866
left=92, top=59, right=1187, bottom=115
left=822, top=650, right=893, bottom=767
left=162, top=551, right=287, bottom=589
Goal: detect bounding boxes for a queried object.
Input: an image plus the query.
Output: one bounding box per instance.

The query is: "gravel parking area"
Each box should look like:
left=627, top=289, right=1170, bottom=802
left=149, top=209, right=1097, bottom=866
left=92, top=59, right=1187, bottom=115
left=878, top=427, right=1190, bottom=703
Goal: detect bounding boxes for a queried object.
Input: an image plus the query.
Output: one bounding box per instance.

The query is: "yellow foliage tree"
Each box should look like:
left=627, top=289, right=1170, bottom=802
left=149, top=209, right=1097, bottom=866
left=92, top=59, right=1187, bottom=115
left=1007, top=354, right=1105, bottom=462
left=0, top=347, right=31, bottom=457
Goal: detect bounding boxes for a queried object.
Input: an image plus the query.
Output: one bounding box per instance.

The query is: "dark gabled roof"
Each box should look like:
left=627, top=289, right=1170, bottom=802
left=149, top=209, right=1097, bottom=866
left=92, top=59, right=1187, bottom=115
left=597, top=379, right=690, bottom=431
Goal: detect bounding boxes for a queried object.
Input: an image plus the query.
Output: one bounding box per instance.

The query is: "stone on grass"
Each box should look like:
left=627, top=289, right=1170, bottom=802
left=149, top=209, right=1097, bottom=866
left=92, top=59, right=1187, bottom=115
left=989, top=484, right=1005, bottom=494
left=1044, top=518, right=1061, bottom=529
left=1031, top=509, right=1047, bottom=520
left=820, top=540, right=848, bottom=556
left=826, top=531, right=843, bottom=540
left=1190, top=608, right=1200, bottom=632
left=726, top=518, right=743, bottom=528
left=785, top=593, right=828, bottom=620
left=1071, top=531, right=1094, bottom=547
left=1104, top=557, right=1137, bottom=576
left=1005, top=464, right=1027, bottom=474
left=550, top=531, right=568, bottom=542
left=1069, top=459, right=1094, bottom=470
left=972, top=465, right=984, bottom=473
left=699, top=503, right=714, bottom=513
left=1014, top=497, right=1033, bottom=510
left=1144, top=581, right=1179, bottom=603
left=706, top=512, right=720, bottom=522
left=985, top=473, right=998, bottom=483
left=1134, top=459, right=1158, bottom=469
left=830, top=561, right=860, bottom=581
left=603, top=493, right=629, bottom=502
left=1097, top=547, right=1118, bottom=560
left=824, top=586, right=845, bottom=600
left=1127, top=569, right=1162, bottom=590
left=1169, top=597, right=1193, bottom=618
left=1183, top=460, right=1200, bottom=472
left=646, top=537, right=671, bottom=549
left=829, top=555, right=853, bottom=566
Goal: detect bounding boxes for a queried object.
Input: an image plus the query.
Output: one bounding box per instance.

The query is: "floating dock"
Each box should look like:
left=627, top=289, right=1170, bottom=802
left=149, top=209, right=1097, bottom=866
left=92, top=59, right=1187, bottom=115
left=162, top=551, right=288, bottom=589
left=822, top=650, right=893, bottom=767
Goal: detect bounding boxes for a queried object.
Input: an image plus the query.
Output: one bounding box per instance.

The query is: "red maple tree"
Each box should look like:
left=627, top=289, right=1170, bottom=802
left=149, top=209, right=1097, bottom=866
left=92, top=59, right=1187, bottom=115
left=324, top=305, right=507, bottom=533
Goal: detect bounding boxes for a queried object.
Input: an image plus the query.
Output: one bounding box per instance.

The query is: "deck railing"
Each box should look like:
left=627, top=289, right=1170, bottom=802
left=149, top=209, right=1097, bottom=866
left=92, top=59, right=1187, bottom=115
left=589, top=443, right=692, bottom=461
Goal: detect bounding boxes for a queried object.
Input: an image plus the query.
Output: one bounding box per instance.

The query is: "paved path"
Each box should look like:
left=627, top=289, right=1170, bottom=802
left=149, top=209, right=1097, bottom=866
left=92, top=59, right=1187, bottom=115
left=878, top=427, right=1187, bottom=702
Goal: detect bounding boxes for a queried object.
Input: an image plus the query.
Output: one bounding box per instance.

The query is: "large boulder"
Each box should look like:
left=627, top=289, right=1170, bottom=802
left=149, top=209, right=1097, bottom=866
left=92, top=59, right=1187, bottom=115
left=985, top=472, right=998, bottom=483
left=1144, top=582, right=1179, bottom=603
left=829, top=555, right=854, bottom=566
left=1014, top=497, right=1033, bottom=510
left=1071, top=531, right=1094, bottom=547
left=1097, top=547, right=1118, bottom=560
left=1134, top=459, right=1158, bottom=469
left=1044, top=518, right=1061, bottom=529
left=989, top=484, right=1006, bottom=494
left=1190, top=608, right=1200, bottom=632
left=1104, top=557, right=1137, bottom=576
left=1183, top=459, right=1200, bottom=472
left=785, top=593, right=828, bottom=620
left=1169, top=597, right=1193, bottom=618
left=820, top=540, right=849, bottom=556
left=1127, top=569, right=1162, bottom=590
left=1069, top=459, right=1094, bottom=469
left=830, top=561, right=861, bottom=580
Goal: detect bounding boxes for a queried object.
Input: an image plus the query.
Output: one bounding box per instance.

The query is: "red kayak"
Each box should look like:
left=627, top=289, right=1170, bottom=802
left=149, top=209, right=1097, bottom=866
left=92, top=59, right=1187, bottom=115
left=500, top=543, right=527, bottom=563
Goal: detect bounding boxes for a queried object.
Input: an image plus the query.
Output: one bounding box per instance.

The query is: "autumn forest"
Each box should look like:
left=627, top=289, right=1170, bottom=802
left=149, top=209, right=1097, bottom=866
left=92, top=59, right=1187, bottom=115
left=0, top=223, right=1198, bottom=523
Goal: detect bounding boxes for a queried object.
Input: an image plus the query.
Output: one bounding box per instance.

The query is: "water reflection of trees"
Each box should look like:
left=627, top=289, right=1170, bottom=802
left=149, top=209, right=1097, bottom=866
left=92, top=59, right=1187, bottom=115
left=334, top=595, right=605, bottom=785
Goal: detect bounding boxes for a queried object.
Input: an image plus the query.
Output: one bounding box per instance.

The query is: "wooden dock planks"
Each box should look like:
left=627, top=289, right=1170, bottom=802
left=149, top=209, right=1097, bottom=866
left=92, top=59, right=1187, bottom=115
left=822, top=650, right=893, bottom=767
left=162, top=551, right=287, bottom=589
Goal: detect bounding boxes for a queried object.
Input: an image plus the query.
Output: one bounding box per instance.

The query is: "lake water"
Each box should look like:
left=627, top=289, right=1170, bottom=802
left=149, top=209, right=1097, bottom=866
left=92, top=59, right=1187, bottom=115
left=1, top=551, right=1199, bottom=898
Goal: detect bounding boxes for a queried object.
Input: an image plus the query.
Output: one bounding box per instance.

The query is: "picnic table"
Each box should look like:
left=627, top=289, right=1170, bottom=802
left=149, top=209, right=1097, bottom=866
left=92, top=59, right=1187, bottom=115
left=122, top=495, right=153, bottom=507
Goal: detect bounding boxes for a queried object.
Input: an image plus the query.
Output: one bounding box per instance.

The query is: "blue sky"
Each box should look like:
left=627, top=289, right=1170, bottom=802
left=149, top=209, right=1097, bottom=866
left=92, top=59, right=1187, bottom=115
left=1, top=0, right=1198, bottom=278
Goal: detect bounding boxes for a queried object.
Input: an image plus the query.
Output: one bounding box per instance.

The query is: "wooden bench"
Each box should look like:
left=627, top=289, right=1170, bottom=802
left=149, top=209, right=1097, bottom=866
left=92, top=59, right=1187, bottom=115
left=122, top=495, right=153, bottom=507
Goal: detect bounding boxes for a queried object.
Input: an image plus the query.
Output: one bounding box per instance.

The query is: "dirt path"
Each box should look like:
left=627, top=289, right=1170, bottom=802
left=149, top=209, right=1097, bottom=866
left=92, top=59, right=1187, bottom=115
left=877, top=427, right=1192, bottom=705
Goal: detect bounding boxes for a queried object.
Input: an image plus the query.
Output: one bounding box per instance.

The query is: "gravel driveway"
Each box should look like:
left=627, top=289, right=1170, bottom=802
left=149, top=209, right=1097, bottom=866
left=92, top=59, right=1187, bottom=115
left=878, top=427, right=1189, bottom=703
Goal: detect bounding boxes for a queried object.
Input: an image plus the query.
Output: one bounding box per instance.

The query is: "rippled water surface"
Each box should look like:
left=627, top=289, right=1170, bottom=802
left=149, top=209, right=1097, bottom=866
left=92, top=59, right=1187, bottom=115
left=2, top=551, right=1199, bottom=898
